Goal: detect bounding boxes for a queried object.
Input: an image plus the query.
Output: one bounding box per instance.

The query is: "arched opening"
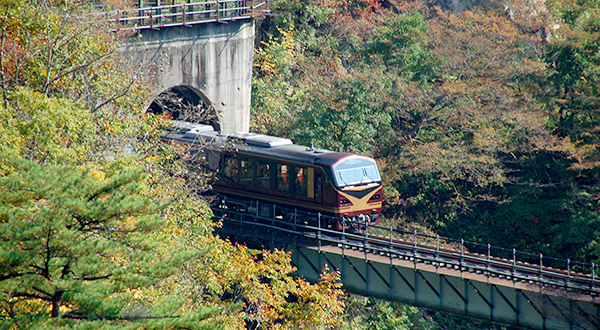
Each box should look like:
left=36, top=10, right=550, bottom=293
left=147, top=85, right=220, bottom=132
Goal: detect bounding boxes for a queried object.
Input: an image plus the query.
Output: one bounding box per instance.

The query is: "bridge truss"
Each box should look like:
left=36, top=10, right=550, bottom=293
left=213, top=197, right=600, bottom=330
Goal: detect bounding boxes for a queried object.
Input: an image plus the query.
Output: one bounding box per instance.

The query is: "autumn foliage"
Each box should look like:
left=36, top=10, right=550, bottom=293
left=0, top=1, right=346, bottom=329
left=252, top=0, right=600, bottom=265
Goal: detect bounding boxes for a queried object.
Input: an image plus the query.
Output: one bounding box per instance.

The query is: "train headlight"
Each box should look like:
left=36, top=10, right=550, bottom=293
left=339, top=198, right=353, bottom=206
left=368, top=193, right=381, bottom=202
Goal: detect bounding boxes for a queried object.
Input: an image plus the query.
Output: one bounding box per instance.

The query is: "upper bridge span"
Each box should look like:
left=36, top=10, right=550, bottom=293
left=116, top=1, right=268, bottom=133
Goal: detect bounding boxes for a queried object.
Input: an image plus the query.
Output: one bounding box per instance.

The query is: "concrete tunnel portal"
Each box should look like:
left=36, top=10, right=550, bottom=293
left=147, top=85, right=221, bottom=132
left=124, top=19, right=255, bottom=134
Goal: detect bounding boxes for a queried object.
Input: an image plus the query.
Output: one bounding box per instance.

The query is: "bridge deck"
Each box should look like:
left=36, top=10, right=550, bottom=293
left=213, top=198, right=600, bottom=330
left=315, top=243, right=594, bottom=302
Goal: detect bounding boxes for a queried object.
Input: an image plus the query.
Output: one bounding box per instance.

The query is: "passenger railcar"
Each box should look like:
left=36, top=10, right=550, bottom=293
left=162, top=121, right=382, bottom=230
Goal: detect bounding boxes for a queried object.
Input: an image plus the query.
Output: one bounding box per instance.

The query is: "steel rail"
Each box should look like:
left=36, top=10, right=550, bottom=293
left=212, top=197, right=600, bottom=298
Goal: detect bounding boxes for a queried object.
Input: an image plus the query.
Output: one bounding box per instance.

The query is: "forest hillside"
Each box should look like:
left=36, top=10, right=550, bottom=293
left=251, top=0, right=600, bottom=266
left=0, top=1, right=346, bottom=329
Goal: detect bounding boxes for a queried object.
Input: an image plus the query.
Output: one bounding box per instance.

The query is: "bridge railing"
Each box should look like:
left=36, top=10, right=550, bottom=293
left=105, top=1, right=269, bottom=30
left=382, top=227, right=597, bottom=282
left=212, top=197, right=600, bottom=297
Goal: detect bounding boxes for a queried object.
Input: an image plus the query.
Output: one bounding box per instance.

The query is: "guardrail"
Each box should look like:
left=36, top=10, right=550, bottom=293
left=213, top=197, right=600, bottom=297
left=104, top=1, right=269, bottom=30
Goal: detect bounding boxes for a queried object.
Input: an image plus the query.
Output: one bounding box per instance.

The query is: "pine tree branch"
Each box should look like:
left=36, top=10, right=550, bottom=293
left=32, top=286, right=53, bottom=299
left=0, top=271, right=41, bottom=282
left=62, top=312, right=181, bottom=321
left=73, top=274, right=111, bottom=281
left=13, top=291, right=51, bottom=301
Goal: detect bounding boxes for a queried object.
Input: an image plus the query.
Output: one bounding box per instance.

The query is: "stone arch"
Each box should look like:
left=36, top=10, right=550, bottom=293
left=147, top=85, right=220, bottom=132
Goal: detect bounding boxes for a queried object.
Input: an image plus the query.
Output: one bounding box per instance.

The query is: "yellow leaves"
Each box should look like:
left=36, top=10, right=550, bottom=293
left=277, top=25, right=296, bottom=54
left=254, top=25, right=296, bottom=75
left=174, top=235, right=345, bottom=328
left=281, top=267, right=345, bottom=329
left=88, top=168, right=106, bottom=182
left=108, top=253, right=129, bottom=267
left=103, top=120, right=113, bottom=132
left=2, top=297, right=48, bottom=323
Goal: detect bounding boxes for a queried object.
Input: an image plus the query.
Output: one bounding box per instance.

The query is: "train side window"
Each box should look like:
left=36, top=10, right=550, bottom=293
left=295, top=167, right=307, bottom=196
left=223, top=155, right=238, bottom=182
left=206, top=150, right=221, bottom=171
left=239, top=157, right=255, bottom=185
left=257, top=160, right=270, bottom=189
left=277, top=164, right=289, bottom=191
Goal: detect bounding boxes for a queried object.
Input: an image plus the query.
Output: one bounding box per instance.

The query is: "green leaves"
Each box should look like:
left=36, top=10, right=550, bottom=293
left=252, top=0, right=600, bottom=270
left=0, top=1, right=348, bottom=328
left=364, top=13, right=439, bottom=83
left=0, top=87, right=93, bottom=164
left=544, top=0, right=600, bottom=161
left=0, top=154, right=160, bottom=324
left=292, top=72, right=393, bottom=154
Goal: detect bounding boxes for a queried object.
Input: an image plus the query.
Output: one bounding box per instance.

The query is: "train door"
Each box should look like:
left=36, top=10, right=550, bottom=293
left=314, top=170, right=323, bottom=206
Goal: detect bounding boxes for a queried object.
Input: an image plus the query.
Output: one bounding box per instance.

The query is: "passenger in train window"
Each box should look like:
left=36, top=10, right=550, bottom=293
left=277, top=164, right=289, bottom=191
left=295, top=167, right=307, bottom=196
left=257, top=161, right=270, bottom=188
left=224, top=156, right=238, bottom=182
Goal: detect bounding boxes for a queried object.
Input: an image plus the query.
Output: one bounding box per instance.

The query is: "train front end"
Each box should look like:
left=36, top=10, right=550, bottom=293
left=329, top=155, right=382, bottom=230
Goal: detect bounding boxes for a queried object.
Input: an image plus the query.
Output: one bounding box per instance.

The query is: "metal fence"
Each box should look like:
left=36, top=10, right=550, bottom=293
left=213, top=197, right=600, bottom=297
left=105, top=1, right=269, bottom=30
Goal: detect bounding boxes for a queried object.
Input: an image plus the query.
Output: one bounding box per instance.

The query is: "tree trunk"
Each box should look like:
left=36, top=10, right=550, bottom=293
left=51, top=290, right=63, bottom=317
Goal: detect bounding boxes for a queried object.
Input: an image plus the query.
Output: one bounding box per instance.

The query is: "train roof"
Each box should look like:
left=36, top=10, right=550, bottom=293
left=161, top=121, right=364, bottom=167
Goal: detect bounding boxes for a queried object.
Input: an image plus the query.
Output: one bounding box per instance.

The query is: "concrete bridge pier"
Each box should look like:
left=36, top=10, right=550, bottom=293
left=124, top=20, right=255, bottom=134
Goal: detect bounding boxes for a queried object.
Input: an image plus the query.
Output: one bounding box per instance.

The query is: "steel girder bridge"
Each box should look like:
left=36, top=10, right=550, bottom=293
left=212, top=198, right=600, bottom=330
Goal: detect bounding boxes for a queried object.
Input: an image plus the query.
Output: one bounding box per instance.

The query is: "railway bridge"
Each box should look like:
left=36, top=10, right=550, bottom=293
left=113, top=1, right=268, bottom=134
left=113, top=3, right=600, bottom=329
left=213, top=198, right=600, bottom=330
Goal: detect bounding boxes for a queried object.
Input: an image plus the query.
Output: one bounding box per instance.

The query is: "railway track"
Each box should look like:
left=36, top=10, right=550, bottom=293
left=213, top=197, right=600, bottom=299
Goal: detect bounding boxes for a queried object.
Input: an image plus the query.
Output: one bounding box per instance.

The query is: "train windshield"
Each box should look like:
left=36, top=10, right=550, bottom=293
left=332, top=157, right=381, bottom=188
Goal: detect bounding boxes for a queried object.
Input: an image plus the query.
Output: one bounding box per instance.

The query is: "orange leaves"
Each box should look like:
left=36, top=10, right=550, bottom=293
left=351, top=0, right=383, bottom=18
left=430, top=8, right=542, bottom=83
left=0, top=34, right=24, bottom=85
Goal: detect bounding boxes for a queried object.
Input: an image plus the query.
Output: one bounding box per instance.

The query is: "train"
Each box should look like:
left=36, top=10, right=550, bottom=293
left=162, top=121, right=382, bottom=230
